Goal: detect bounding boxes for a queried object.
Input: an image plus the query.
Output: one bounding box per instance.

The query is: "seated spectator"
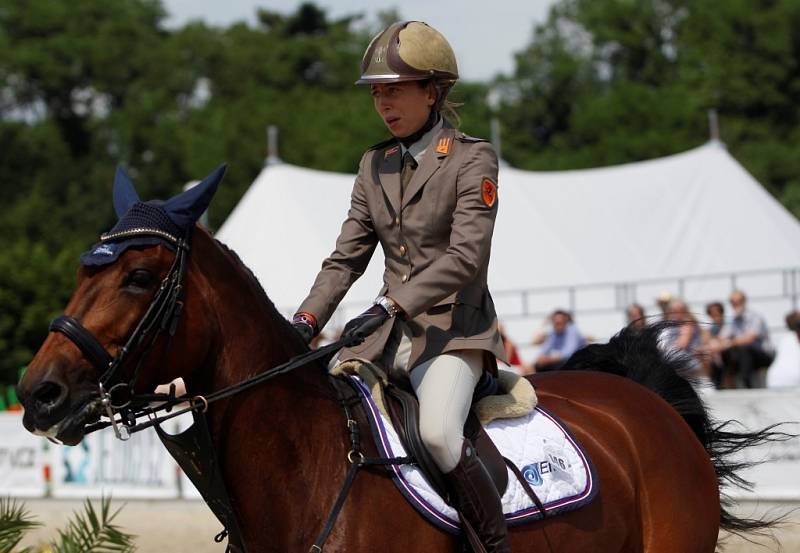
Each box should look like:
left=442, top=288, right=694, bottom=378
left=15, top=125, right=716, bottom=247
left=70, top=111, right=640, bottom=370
left=717, top=290, right=775, bottom=388
left=702, top=302, right=726, bottom=387
left=655, top=290, right=673, bottom=322
left=705, top=302, right=726, bottom=338
left=499, top=322, right=530, bottom=374
left=625, top=303, right=647, bottom=331
left=661, top=299, right=705, bottom=380
left=766, top=311, right=800, bottom=388
left=663, top=300, right=701, bottom=351
left=533, top=309, right=587, bottom=373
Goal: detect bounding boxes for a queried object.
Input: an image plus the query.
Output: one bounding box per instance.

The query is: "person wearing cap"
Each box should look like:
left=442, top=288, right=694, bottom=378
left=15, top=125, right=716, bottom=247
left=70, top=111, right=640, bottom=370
left=655, top=290, right=673, bottom=322
left=291, top=21, right=509, bottom=552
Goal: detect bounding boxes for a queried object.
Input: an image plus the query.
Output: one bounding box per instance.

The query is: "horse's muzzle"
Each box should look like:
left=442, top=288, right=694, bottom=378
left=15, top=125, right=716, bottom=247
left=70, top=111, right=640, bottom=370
left=19, top=378, right=99, bottom=445
left=20, top=379, right=69, bottom=430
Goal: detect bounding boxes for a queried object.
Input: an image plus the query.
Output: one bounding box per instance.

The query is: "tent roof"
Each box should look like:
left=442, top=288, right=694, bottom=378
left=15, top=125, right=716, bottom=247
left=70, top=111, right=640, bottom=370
left=216, top=141, right=800, bottom=325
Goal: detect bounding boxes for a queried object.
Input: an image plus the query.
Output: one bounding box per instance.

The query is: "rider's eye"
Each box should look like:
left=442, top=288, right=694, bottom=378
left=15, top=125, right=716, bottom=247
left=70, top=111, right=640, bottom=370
left=126, top=269, right=154, bottom=289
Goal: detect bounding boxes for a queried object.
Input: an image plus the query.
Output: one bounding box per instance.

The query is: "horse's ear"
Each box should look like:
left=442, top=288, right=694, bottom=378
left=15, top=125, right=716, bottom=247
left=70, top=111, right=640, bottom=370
left=164, top=163, right=227, bottom=229
left=113, top=165, right=140, bottom=218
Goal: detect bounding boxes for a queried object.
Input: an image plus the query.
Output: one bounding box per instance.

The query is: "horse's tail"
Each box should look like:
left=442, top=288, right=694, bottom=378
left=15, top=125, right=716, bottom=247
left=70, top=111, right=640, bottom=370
left=560, top=322, right=790, bottom=536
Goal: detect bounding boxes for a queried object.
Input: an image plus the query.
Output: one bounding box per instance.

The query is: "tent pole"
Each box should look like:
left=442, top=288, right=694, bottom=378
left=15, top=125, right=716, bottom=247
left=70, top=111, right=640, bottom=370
left=707, top=109, right=720, bottom=142
left=266, top=125, right=281, bottom=166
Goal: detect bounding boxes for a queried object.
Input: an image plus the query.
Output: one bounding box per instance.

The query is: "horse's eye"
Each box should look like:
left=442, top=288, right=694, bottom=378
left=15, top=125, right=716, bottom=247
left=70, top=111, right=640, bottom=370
left=126, top=269, right=154, bottom=289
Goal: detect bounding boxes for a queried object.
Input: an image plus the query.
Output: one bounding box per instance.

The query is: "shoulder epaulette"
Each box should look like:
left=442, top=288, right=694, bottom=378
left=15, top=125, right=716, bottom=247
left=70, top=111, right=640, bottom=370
left=456, top=132, right=488, bottom=143
left=367, top=136, right=399, bottom=151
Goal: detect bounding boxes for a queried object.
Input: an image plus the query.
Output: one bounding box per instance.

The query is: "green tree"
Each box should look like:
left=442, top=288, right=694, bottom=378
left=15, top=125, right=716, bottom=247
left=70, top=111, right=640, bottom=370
left=502, top=0, right=800, bottom=216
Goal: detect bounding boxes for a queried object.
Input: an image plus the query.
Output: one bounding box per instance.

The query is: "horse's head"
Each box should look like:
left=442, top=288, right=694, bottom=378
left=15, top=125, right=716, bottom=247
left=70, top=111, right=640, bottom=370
left=18, top=164, right=226, bottom=445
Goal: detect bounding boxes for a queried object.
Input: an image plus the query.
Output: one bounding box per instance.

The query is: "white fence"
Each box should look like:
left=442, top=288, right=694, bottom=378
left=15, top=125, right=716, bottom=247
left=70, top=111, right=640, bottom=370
left=1, top=388, right=799, bottom=500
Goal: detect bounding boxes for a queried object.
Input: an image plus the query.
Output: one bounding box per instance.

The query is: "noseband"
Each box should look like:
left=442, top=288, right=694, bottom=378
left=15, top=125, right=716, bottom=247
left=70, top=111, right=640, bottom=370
left=49, top=228, right=191, bottom=439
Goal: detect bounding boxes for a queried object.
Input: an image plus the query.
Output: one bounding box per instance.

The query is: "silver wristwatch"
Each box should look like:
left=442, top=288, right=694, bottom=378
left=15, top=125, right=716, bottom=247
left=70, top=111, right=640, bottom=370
left=374, top=295, right=399, bottom=318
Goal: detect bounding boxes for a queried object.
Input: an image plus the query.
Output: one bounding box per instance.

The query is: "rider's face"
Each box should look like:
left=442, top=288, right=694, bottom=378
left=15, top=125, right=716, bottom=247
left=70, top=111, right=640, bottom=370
left=371, top=81, right=435, bottom=139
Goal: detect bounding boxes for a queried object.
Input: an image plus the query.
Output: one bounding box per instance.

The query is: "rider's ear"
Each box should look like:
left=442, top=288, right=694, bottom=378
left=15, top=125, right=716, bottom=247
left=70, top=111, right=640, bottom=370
left=164, top=163, right=227, bottom=229
left=113, top=165, right=141, bottom=218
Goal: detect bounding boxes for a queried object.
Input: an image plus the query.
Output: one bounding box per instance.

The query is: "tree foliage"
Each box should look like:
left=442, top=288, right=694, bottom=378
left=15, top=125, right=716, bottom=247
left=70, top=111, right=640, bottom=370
left=500, top=0, right=800, bottom=213
left=0, top=0, right=797, bottom=383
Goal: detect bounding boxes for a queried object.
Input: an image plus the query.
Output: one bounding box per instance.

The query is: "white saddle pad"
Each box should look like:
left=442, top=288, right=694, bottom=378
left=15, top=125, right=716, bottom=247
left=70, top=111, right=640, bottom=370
left=350, top=375, right=598, bottom=532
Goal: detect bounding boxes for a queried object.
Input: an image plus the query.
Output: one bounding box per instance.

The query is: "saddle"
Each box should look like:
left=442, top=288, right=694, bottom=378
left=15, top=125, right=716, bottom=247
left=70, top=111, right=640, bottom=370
left=332, top=360, right=538, bottom=505
left=383, top=371, right=508, bottom=500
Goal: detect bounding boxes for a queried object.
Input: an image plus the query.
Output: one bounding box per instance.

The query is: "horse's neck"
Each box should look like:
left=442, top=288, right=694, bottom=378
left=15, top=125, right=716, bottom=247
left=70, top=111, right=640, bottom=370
left=189, top=233, right=347, bottom=546
left=191, top=230, right=329, bottom=396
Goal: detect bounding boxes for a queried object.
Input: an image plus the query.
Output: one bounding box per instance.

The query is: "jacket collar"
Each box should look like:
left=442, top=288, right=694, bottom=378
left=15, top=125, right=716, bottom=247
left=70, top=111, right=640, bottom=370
left=402, top=124, right=454, bottom=209
left=376, top=121, right=456, bottom=214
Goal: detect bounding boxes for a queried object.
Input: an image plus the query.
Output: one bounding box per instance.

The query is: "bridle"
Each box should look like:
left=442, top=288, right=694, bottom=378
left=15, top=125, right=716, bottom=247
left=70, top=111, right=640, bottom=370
left=49, top=227, right=191, bottom=440
left=48, top=226, right=359, bottom=440
left=45, top=225, right=405, bottom=553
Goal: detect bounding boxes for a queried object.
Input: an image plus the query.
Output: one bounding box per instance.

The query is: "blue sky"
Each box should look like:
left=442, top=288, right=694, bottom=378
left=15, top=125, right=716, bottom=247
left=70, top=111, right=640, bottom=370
left=161, top=0, right=556, bottom=81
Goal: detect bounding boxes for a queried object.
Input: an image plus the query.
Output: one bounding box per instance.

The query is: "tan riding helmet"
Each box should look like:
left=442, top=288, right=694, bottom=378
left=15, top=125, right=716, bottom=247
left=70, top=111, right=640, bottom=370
left=356, top=21, right=459, bottom=86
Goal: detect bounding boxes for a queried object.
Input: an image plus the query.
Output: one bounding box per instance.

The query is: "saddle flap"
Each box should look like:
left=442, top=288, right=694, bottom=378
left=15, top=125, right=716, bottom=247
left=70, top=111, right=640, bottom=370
left=385, top=382, right=508, bottom=499
left=385, top=383, right=451, bottom=499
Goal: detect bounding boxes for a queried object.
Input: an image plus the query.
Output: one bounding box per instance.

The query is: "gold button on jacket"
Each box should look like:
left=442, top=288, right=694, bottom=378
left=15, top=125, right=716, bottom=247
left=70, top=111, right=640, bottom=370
left=298, top=124, right=506, bottom=371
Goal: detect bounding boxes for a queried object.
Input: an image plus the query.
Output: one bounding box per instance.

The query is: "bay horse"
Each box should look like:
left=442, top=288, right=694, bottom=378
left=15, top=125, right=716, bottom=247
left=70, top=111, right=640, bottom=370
left=18, top=167, right=775, bottom=552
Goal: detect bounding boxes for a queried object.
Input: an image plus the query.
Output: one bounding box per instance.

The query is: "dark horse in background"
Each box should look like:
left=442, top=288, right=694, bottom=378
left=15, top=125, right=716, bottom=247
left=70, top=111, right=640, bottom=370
left=18, top=166, right=780, bottom=552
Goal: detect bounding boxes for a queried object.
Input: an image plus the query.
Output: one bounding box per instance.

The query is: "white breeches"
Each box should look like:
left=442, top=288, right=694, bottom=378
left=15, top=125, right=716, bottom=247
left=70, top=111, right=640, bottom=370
left=385, top=322, right=483, bottom=473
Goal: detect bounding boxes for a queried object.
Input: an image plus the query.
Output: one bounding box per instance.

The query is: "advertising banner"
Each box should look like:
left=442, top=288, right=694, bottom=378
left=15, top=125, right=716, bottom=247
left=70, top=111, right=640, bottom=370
left=50, top=424, right=179, bottom=498
left=3, top=388, right=796, bottom=501
left=0, top=413, right=46, bottom=497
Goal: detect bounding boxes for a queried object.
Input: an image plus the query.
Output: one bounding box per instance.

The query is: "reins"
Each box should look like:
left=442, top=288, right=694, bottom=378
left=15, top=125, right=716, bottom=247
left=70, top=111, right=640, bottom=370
left=83, top=335, right=360, bottom=437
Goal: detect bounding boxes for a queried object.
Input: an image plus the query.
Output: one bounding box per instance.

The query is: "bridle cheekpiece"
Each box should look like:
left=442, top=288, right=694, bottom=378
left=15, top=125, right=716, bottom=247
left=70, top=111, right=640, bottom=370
left=50, top=226, right=191, bottom=440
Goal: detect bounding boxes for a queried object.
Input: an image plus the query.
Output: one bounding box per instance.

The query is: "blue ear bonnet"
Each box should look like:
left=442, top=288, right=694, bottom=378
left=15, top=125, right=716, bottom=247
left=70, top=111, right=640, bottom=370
left=80, top=164, right=226, bottom=266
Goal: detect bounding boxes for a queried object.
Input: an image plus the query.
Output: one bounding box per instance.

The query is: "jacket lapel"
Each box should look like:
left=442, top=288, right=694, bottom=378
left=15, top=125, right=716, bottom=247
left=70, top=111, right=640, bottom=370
left=401, top=126, right=455, bottom=210
left=377, top=143, right=402, bottom=216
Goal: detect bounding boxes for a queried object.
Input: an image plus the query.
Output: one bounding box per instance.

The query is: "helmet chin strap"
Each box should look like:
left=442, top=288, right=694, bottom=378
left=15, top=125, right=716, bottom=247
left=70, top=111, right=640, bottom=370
left=399, top=109, right=440, bottom=148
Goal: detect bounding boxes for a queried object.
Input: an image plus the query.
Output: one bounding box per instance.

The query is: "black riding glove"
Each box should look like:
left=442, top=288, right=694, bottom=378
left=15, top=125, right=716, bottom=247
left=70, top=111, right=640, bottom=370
left=292, top=322, right=314, bottom=343
left=342, top=304, right=391, bottom=345
left=291, top=312, right=317, bottom=344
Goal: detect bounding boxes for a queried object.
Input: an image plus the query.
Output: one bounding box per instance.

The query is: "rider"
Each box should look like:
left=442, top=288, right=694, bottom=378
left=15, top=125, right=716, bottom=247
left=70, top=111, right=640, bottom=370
left=292, top=21, right=509, bottom=552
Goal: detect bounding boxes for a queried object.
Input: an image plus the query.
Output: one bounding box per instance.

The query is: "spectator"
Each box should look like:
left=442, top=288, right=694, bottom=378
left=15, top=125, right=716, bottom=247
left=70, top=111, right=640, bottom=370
left=705, top=302, right=726, bottom=338
left=655, top=290, right=673, bottom=322
left=661, top=299, right=705, bottom=379
left=702, top=302, right=726, bottom=387
left=717, top=290, right=775, bottom=388
left=533, top=309, right=587, bottom=372
left=664, top=300, right=702, bottom=350
left=498, top=322, right=529, bottom=373
left=766, top=310, right=800, bottom=387
left=625, top=303, right=647, bottom=331
left=788, top=310, right=800, bottom=335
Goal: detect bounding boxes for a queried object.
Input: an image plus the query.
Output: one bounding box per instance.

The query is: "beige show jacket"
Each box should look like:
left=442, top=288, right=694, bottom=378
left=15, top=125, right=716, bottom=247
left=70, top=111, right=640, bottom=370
left=298, top=124, right=506, bottom=371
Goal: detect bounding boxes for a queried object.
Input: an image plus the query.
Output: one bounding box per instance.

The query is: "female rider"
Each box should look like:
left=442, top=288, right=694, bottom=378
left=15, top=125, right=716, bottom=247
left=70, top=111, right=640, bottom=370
left=292, top=21, right=509, bottom=552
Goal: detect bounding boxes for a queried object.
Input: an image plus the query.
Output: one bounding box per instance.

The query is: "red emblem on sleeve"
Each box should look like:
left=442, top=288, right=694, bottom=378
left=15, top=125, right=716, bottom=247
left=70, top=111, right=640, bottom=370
left=481, top=178, right=497, bottom=207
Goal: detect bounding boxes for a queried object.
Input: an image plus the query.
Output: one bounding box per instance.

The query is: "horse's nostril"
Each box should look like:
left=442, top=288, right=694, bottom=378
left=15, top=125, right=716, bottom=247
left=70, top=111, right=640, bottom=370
left=33, top=381, right=66, bottom=408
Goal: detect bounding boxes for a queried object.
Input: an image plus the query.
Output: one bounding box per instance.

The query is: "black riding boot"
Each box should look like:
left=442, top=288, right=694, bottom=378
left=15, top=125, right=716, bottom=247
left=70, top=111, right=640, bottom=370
left=445, top=441, right=511, bottom=553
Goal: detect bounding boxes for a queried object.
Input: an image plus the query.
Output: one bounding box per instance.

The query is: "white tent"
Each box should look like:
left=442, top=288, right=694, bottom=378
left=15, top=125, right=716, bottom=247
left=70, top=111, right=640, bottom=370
left=216, top=141, right=800, bottom=348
